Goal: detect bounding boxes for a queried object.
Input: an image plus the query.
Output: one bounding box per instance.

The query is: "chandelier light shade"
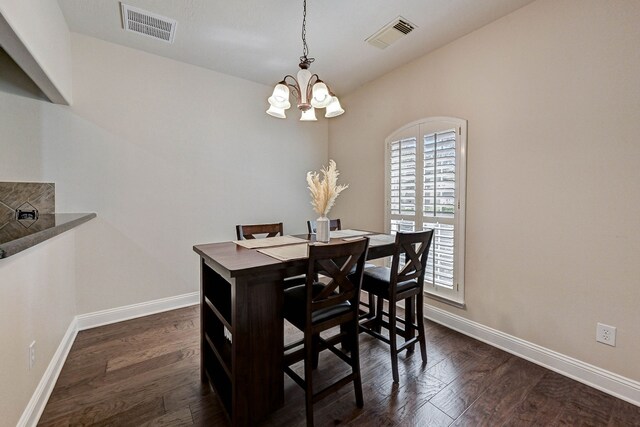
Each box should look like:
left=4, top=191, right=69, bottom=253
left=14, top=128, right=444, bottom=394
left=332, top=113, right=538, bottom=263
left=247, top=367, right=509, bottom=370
left=266, top=0, right=344, bottom=120
left=300, top=107, right=317, bottom=121
left=266, top=104, right=287, bottom=119
left=325, top=96, right=345, bottom=118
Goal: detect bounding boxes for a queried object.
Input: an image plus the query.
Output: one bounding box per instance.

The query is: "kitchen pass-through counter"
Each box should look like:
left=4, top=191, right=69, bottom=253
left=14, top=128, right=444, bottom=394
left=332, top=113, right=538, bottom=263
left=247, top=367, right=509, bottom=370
left=0, top=213, right=96, bottom=258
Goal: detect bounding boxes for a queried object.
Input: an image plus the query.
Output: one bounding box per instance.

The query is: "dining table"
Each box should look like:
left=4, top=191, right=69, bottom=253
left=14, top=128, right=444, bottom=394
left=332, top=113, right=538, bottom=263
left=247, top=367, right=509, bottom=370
left=192, top=230, right=399, bottom=426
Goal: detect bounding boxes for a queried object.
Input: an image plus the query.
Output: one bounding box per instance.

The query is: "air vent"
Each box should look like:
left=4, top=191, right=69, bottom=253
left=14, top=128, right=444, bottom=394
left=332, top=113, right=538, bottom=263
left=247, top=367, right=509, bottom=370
left=120, top=3, right=177, bottom=43
left=366, top=17, right=416, bottom=50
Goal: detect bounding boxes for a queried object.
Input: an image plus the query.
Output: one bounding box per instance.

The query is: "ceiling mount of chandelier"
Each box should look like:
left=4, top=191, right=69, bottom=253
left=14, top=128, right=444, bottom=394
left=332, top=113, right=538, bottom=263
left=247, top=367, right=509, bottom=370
left=266, top=0, right=344, bottom=121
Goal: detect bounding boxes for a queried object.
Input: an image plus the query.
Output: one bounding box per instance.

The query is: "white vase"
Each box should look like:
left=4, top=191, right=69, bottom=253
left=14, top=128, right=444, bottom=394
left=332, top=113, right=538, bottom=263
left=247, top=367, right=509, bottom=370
left=316, top=216, right=330, bottom=243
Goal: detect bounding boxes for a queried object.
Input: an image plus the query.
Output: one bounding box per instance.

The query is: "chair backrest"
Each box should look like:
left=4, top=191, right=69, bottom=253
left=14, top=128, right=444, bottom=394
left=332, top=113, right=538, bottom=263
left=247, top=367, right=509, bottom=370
left=235, top=222, right=284, bottom=240
left=306, top=218, right=342, bottom=234
left=305, top=238, right=369, bottom=324
left=389, top=230, right=434, bottom=292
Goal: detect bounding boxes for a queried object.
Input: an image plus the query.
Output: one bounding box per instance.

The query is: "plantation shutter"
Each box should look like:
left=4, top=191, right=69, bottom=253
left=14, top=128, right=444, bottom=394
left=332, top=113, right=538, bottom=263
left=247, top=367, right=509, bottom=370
left=423, top=130, right=457, bottom=290
left=389, top=132, right=418, bottom=233
left=385, top=118, right=467, bottom=304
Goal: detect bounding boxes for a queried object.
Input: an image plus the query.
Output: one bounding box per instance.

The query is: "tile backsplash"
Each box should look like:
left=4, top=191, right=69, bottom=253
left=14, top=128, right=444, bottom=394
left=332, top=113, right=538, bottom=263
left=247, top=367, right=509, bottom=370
left=0, top=182, right=55, bottom=229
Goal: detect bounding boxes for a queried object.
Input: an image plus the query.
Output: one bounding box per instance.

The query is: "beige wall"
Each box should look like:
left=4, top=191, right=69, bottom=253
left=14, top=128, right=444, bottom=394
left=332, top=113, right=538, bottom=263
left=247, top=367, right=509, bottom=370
left=329, top=0, right=640, bottom=381
left=0, top=232, right=78, bottom=426
left=0, top=0, right=72, bottom=104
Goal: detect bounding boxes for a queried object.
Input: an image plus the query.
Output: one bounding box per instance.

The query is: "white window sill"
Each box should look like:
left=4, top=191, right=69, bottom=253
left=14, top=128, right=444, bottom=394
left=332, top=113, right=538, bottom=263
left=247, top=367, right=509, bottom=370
left=425, top=291, right=466, bottom=309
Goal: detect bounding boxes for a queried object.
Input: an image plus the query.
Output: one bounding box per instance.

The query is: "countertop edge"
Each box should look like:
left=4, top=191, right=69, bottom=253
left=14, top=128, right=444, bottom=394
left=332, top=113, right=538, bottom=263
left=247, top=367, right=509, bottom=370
left=0, top=213, right=97, bottom=259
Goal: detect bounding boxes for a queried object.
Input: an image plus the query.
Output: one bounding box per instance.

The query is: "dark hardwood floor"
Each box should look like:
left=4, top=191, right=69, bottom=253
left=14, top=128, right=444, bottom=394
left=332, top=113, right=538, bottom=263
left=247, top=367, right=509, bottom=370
left=39, top=306, right=640, bottom=426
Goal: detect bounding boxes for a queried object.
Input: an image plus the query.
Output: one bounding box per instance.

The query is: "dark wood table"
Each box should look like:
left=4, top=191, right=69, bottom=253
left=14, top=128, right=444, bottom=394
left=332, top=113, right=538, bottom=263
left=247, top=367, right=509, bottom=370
left=193, top=233, right=396, bottom=427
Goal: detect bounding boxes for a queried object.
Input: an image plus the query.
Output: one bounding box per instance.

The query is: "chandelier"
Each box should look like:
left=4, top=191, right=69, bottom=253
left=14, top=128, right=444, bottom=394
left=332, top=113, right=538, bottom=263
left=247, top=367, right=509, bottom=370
left=266, top=0, right=344, bottom=121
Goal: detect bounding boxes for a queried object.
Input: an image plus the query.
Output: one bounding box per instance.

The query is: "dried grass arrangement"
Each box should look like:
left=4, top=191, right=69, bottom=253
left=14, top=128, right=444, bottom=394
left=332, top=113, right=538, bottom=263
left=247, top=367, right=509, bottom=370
left=306, top=160, right=348, bottom=217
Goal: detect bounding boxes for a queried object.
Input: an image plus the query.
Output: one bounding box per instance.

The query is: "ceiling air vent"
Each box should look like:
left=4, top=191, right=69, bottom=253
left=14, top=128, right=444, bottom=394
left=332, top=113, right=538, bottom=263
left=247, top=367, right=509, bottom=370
left=366, top=17, right=416, bottom=50
left=120, top=3, right=177, bottom=43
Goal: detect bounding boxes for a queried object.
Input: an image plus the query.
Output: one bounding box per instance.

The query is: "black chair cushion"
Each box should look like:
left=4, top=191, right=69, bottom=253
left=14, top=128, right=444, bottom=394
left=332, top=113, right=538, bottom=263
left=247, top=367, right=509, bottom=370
left=283, top=274, right=307, bottom=289
left=361, top=266, right=419, bottom=298
left=342, top=263, right=376, bottom=292
left=283, top=283, right=351, bottom=329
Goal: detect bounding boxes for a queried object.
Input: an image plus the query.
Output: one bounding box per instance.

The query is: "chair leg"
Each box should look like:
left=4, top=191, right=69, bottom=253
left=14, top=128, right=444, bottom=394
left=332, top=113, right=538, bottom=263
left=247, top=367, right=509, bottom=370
left=367, top=292, right=376, bottom=319
left=350, top=320, right=364, bottom=408
left=340, top=324, right=352, bottom=352
left=388, top=300, right=400, bottom=383
left=416, top=291, right=427, bottom=363
left=374, top=296, right=384, bottom=333
left=311, top=334, right=320, bottom=369
left=405, top=296, right=415, bottom=353
left=304, top=333, right=315, bottom=427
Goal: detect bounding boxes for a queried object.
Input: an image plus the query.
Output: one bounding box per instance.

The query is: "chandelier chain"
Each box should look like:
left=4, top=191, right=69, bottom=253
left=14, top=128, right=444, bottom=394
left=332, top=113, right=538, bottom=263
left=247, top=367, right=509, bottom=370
left=300, top=0, right=315, bottom=65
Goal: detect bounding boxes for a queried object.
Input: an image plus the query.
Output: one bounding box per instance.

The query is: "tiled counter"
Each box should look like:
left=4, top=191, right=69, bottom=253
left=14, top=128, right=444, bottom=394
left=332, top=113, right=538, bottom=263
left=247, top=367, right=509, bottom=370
left=0, top=181, right=96, bottom=258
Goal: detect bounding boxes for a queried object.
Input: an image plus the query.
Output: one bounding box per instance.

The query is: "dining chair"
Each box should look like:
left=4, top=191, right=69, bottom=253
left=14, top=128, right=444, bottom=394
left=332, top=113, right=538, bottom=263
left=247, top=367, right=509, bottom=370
left=358, top=229, right=434, bottom=383
left=235, top=222, right=284, bottom=240
left=235, top=222, right=306, bottom=288
left=283, top=238, right=369, bottom=427
left=306, top=218, right=342, bottom=234
left=306, top=218, right=378, bottom=321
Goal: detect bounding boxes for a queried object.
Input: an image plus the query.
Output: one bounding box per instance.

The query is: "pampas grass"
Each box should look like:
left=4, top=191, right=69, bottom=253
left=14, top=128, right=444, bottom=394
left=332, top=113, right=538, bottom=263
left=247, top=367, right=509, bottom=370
left=306, top=160, right=348, bottom=217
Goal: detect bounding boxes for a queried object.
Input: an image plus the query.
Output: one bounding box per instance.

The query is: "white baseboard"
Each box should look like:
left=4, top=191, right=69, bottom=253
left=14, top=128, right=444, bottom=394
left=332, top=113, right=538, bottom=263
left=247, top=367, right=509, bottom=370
left=17, top=317, right=78, bottom=427
left=76, top=292, right=200, bottom=331
left=18, top=292, right=200, bottom=426
left=424, top=304, right=640, bottom=407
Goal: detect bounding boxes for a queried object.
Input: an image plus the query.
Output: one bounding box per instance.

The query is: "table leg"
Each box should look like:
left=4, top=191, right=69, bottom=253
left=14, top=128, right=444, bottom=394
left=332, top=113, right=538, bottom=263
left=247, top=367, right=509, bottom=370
left=232, top=274, right=284, bottom=425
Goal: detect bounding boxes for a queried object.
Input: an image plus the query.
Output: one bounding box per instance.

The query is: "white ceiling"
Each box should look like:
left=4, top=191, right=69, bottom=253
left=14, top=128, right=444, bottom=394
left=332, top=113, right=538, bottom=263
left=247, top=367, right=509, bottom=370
left=57, top=0, right=535, bottom=95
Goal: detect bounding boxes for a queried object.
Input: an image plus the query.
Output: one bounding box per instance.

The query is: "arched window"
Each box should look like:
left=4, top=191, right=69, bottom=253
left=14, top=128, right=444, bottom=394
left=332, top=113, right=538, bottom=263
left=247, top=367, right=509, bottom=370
left=385, top=117, right=467, bottom=305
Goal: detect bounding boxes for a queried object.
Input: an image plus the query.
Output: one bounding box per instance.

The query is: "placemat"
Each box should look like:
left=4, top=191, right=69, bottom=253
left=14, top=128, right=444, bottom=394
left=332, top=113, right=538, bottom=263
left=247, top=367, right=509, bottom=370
left=258, top=243, right=310, bottom=261
left=234, top=235, right=309, bottom=249
left=329, top=229, right=373, bottom=238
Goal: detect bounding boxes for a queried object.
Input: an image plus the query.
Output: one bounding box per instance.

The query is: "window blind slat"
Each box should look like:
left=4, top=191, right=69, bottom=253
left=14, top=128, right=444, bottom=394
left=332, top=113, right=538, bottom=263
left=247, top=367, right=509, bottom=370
left=424, top=129, right=456, bottom=219
left=390, top=137, right=417, bottom=216
left=423, top=222, right=455, bottom=289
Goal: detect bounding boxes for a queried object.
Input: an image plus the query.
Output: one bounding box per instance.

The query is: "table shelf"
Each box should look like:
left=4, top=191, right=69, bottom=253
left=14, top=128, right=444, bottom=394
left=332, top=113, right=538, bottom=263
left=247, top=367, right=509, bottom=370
left=204, top=296, right=232, bottom=331
left=202, top=263, right=232, bottom=326
left=203, top=302, right=232, bottom=378
left=200, top=259, right=234, bottom=418
left=202, top=335, right=232, bottom=415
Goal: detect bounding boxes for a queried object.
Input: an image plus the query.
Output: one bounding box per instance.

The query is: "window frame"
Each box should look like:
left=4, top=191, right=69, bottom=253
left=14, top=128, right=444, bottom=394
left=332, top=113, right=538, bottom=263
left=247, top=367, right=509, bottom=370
left=384, top=117, right=467, bottom=306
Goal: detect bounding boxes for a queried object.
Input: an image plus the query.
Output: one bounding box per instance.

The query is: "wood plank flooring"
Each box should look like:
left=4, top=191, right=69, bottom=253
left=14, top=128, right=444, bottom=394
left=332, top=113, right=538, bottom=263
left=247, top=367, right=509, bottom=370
left=38, top=306, right=640, bottom=426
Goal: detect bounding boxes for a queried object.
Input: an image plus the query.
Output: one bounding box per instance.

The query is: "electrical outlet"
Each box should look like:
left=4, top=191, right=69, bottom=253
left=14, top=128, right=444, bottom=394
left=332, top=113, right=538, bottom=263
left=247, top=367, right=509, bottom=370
left=28, top=341, right=36, bottom=370
left=596, top=323, right=616, bottom=347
